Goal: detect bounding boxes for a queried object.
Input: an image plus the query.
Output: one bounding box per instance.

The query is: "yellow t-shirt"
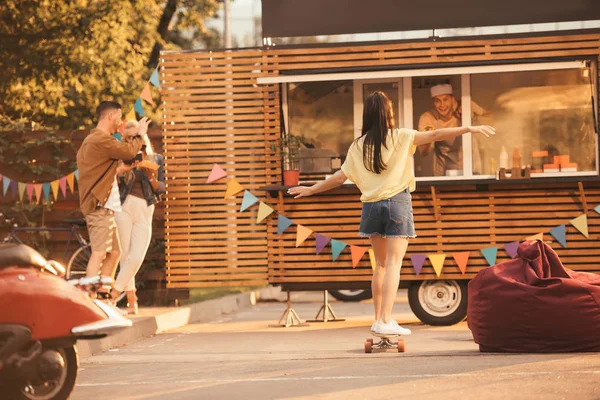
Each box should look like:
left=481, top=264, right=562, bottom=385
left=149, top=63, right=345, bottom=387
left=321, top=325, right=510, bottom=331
left=341, top=128, right=417, bottom=203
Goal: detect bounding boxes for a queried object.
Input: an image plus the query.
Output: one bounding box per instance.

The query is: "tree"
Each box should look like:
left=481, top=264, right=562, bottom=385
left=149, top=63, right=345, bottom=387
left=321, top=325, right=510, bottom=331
left=0, top=0, right=221, bottom=130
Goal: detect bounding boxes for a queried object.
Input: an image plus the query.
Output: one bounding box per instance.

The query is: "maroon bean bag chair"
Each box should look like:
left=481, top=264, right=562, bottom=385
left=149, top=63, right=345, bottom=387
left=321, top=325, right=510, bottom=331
left=468, top=240, right=600, bottom=352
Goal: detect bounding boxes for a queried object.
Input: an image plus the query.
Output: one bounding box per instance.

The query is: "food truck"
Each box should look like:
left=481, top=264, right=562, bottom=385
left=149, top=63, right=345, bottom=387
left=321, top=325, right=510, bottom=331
left=160, top=1, right=600, bottom=325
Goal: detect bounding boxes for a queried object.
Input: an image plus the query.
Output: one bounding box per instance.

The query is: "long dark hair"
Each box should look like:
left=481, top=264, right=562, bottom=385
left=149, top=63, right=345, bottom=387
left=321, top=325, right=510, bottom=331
left=359, top=91, right=395, bottom=174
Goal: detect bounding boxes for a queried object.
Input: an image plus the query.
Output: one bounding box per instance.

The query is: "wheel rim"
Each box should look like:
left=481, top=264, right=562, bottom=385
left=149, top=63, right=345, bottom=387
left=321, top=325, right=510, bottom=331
left=21, top=348, right=69, bottom=400
left=335, top=289, right=365, bottom=296
left=67, top=245, right=91, bottom=279
left=417, top=280, right=462, bottom=318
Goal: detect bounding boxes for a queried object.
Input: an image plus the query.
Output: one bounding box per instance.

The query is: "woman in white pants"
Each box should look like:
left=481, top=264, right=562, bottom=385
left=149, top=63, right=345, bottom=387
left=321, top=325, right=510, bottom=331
left=112, top=120, right=165, bottom=314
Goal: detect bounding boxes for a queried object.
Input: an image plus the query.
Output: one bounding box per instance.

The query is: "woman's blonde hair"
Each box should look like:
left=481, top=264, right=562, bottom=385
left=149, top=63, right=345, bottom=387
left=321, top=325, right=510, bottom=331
left=124, top=119, right=154, bottom=155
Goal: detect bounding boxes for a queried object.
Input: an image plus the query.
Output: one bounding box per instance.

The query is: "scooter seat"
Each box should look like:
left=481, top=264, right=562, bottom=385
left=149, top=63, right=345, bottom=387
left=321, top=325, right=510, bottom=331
left=0, top=243, right=47, bottom=269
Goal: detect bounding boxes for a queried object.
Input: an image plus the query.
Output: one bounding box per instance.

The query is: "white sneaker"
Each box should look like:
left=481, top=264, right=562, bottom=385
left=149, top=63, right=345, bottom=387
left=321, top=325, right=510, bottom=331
left=376, top=320, right=412, bottom=336
left=370, top=321, right=379, bottom=333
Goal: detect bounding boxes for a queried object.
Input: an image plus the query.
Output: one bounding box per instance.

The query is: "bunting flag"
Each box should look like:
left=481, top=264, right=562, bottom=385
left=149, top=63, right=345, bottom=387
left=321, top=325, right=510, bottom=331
left=141, top=82, right=154, bottom=104
left=549, top=224, right=567, bottom=248
left=526, top=232, right=544, bottom=242
left=42, top=183, right=50, bottom=202
left=503, top=241, right=519, bottom=258
left=10, top=180, right=17, bottom=198
left=50, top=180, right=59, bottom=200
left=315, top=233, right=330, bottom=254
left=126, top=108, right=136, bottom=122
left=207, top=163, right=227, bottom=183
left=134, top=97, right=145, bottom=117
left=411, top=254, right=427, bottom=275
left=224, top=178, right=244, bottom=198
left=277, top=215, right=293, bottom=235
left=296, top=225, right=313, bottom=247
left=34, top=184, right=42, bottom=204
left=240, top=190, right=258, bottom=212
left=256, top=202, right=274, bottom=223
left=331, top=239, right=347, bottom=261
left=452, top=251, right=470, bottom=274
left=59, top=177, right=67, bottom=198
left=595, top=205, right=600, bottom=215
left=67, top=173, right=75, bottom=194
left=74, top=170, right=79, bottom=182
left=3, top=176, right=10, bottom=196
left=17, top=182, right=26, bottom=201
left=429, top=254, right=446, bottom=277
left=481, top=246, right=498, bottom=266
left=368, top=248, right=376, bottom=270
left=26, top=184, right=34, bottom=202
left=569, top=214, right=589, bottom=238
left=150, top=69, right=161, bottom=88
left=350, top=245, right=368, bottom=268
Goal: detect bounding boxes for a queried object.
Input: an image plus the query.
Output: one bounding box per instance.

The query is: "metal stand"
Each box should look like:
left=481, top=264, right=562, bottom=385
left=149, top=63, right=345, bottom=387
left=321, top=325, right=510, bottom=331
left=307, top=290, right=345, bottom=323
left=270, top=291, right=309, bottom=328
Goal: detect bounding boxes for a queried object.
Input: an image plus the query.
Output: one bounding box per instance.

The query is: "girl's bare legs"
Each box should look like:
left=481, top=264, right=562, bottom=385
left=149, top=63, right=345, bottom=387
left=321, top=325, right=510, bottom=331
left=369, top=235, right=387, bottom=321
left=380, top=237, right=409, bottom=323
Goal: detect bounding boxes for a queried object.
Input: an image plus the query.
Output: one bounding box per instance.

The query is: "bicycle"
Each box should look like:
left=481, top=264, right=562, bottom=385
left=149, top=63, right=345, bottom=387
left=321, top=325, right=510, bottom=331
left=2, top=218, right=91, bottom=280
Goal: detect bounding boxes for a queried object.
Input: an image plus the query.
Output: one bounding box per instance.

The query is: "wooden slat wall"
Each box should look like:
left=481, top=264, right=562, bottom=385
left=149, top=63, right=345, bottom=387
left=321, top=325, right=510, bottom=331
left=267, top=182, right=600, bottom=286
left=161, top=50, right=280, bottom=288
left=162, top=31, right=600, bottom=289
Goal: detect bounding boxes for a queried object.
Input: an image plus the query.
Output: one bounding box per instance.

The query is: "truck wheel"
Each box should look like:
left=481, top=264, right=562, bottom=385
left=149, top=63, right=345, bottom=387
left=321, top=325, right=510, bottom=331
left=408, top=280, right=468, bottom=326
left=328, top=289, right=373, bottom=302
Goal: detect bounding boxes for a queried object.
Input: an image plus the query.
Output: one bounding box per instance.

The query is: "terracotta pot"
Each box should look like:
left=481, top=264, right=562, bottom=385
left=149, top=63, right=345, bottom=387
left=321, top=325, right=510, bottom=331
left=283, top=170, right=300, bottom=186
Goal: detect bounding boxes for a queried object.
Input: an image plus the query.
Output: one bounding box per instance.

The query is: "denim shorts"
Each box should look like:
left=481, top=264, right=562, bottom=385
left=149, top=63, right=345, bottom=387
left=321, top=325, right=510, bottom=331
left=358, top=188, right=416, bottom=239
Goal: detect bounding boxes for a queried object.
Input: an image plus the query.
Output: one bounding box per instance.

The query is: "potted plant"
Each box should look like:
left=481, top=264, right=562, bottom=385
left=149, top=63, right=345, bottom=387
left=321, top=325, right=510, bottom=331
left=271, top=133, right=306, bottom=186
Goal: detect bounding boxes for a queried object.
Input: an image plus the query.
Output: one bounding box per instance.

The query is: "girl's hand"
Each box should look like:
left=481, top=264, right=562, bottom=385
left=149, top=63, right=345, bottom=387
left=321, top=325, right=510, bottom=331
left=117, top=161, right=138, bottom=175
left=287, top=186, right=313, bottom=198
left=468, top=125, right=496, bottom=137
left=139, top=167, right=156, bottom=181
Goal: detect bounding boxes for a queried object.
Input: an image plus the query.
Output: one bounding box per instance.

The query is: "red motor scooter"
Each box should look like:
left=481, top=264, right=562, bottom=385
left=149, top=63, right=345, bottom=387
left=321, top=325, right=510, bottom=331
left=0, top=243, right=132, bottom=400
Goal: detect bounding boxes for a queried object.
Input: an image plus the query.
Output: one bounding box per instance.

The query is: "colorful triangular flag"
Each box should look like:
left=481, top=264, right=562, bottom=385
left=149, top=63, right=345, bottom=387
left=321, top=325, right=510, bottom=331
left=50, top=180, right=59, bottom=200
left=594, top=204, right=600, bottom=215
left=256, top=202, right=274, bottom=223
left=452, top=251, right=470, bottom=274
left=569, top=214, right=589, bottom=238
left=207, top=163, right=227, bottom=183
left=134, top=98, right=145, bottom=117
left=331, top=239, right=347, bottom=261
left=26, top=184, right=34, bottom=202
left=59, top=177, right=67, bottom=198
left=315, top=233, right=330, bottom=254
left=42, top=183, right=51, bottom=202
left=503, top=241, right=519, bottom=258
left=150, top=69, right=161, bottom=88
left=126, top=108, right=136, bottom=121
left=10, top=180, right=17, bottom=198
left=67, top=173, right=75, bottom=194
left=17, top=182, right=26, bottom=201
left=240, top=190, right=258, bottom=212
left=141, top=82, right=154, bottom=104
left=549, top=224, right=567, bottom=248
left=481, top=246, right=498, bottom=266
left=34, top=184, right=42, bottom=204
left=429, top=254, right=446, bottom=277
left=74, top=170, right=79, bottom=182
left=350, top=245, right=368, bottom=268
left=277, top=215, right=293, bottom=235
left=224, top=178, right=244, bottom=198
left=526, top=232, right=544, bottom=242
left=368, top=248, right=376, bottom=271
left=411, top=254, right=427, bottom=275
left=3, top=176, right=10, bottom=196
left=296, top=225, right=313, bottom=247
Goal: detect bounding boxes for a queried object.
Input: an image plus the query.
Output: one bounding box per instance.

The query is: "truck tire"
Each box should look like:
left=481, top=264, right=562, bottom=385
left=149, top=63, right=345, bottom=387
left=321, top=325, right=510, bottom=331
left=328, top=289, right=373, bottom=302
left=408, top=280, right=468, bottom=326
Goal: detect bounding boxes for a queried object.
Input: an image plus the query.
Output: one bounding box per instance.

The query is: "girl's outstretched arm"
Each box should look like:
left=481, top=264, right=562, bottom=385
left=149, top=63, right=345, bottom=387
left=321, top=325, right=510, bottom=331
left=287, top=170, right=348, bottom=198
left=413, top=125, right=495, bottom=146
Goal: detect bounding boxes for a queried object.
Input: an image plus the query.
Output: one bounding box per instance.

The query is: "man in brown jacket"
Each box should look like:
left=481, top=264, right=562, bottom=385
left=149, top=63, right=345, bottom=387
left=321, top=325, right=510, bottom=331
left=77, top=101, right=148, bottom=283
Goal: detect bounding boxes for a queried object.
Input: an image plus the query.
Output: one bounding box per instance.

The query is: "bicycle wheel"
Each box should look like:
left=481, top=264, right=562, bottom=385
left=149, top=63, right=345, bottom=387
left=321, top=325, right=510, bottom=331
left=66, top=244, right=91, bottom=279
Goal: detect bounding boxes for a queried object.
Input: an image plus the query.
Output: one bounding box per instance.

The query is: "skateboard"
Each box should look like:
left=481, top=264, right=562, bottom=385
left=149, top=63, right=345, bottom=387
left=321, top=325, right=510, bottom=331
left=364, top=332, right=406, bottom=353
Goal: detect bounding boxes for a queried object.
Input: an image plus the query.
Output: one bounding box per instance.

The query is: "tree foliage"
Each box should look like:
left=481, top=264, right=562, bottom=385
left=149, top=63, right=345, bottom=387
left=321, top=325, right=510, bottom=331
left=0, top=0, right=221, bottom=130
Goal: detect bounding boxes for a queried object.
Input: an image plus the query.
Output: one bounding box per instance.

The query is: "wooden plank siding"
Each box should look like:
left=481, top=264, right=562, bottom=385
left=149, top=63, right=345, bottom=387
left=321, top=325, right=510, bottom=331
left=161, top=32, right=600, bottom=289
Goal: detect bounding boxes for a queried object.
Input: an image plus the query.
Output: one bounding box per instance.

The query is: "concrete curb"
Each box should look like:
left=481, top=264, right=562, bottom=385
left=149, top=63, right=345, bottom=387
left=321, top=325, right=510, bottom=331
left=77, top=288, right=273, bottom=358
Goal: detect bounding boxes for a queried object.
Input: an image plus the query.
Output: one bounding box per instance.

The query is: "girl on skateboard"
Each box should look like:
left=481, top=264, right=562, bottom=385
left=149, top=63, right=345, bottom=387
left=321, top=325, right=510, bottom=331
left=288, top=91, right=494, bottom=336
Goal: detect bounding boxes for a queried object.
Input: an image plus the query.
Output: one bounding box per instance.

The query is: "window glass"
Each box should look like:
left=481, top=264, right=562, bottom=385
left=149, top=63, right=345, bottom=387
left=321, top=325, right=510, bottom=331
left=412, top=75, right=464, bottom=177
left=471, top=68, right=596, bottom=175
left=287, top=81, right=354, bottom=174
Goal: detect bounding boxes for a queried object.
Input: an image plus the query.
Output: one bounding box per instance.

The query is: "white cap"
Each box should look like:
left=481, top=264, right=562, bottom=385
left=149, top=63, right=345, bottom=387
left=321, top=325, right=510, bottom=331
left=430, top=84, right=453, bottom=98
